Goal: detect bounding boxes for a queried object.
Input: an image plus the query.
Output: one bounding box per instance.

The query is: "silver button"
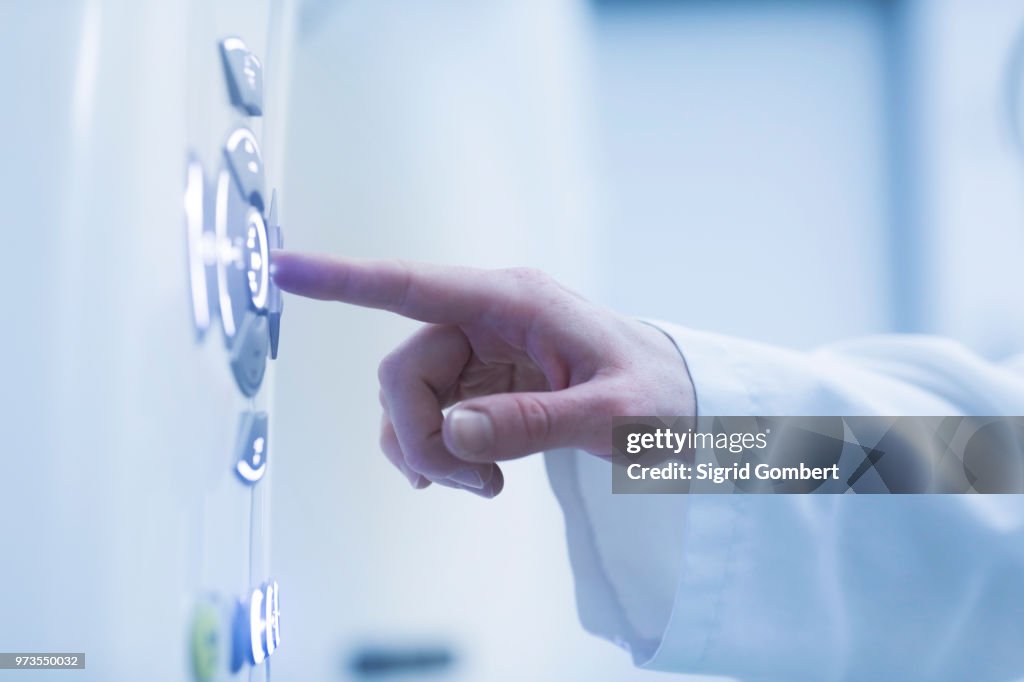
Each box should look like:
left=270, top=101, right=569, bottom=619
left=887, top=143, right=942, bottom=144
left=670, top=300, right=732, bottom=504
left=230, top=312, right=269, bottom=397
left=233, top=411, right=269, bottom=484
left=223, top=127, right=266, bottom=208
left=219, top=37, right=263, bottom=116
left=243, top=208, right=270, bottom=313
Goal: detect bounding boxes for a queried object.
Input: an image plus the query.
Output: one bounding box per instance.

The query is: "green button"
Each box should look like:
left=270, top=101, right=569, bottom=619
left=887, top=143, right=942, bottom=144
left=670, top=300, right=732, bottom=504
left=190, top=602, right=221, bottom=682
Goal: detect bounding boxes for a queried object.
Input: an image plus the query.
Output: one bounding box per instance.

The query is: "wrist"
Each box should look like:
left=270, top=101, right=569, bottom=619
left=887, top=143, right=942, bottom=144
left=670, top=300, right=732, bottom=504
left=633, top=319, right=698, bottom=417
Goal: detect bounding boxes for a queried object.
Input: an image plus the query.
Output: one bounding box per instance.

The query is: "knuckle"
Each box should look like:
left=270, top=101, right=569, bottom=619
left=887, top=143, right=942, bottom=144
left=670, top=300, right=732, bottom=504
left=517, top=394, right=554, bottom=443
left=500, top=268, right=563, bottom=326
left=379, top=424, right=398, bottom=457
left=505, top=266, right=550, bottom=288
left=377, top=350, right=405, bottom=386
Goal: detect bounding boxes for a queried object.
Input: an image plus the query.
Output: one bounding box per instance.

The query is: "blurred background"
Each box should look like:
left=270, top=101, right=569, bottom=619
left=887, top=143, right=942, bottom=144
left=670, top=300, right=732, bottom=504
left=5, top=0, right=1024, bottom=680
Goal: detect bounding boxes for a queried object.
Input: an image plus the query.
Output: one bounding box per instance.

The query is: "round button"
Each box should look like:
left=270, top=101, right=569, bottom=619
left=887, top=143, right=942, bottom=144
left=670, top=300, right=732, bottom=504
left=230, top=313, right=268, bottom=397
left=243, top=208, right=269, bottom=313
left=224, top=127, right=265, bottom=207
left=189, top=599, right=230, bottom=682
left=234, top=581, right=281, bottom=668
left=184, top=159, right=216, bottom=339
left=214, top=168, right=252, bottom=344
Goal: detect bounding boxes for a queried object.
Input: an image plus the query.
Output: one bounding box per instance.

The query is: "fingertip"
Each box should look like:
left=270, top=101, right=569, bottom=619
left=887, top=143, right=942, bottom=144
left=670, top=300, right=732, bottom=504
left=268, top=249, right=290, bottom=287
left=429, top=465, right=503, bottom=498
left=466, top=465, right=504, bottom=498
left=267, top=249, right=307, bottom=291
left=449, top=468, right=486, bottom=488
left=483, top=465, right=505, bottom=498
left=444, top=407, right=496, bottom=461
left=269, top=250, right=355, bottom=300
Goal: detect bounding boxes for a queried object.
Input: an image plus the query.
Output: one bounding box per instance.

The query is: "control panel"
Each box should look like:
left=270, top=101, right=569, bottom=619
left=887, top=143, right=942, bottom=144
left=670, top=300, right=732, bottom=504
left=185, top=35, right=283, bottom=681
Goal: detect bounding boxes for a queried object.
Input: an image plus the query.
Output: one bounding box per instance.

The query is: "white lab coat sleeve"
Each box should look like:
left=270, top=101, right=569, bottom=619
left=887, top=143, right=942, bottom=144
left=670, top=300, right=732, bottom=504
left=545, top=323, right=1024, bottom=681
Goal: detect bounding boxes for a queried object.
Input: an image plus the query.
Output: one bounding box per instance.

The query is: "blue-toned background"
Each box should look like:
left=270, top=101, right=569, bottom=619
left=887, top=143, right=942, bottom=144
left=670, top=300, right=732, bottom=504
left=4, top=0, right=1024, bottom=680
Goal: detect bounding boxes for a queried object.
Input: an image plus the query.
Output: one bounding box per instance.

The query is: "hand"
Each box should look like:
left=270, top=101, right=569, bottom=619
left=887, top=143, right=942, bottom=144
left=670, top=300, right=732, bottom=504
left=271, top=252, right=696, bottom=497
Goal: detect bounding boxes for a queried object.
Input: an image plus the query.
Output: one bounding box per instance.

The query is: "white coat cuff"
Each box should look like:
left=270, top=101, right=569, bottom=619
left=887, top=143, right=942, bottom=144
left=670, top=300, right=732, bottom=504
left=547, top=322, right=759, bottom=670
left=642, top=320, right=760, bottom=417
left=633, top=321, right=751, bottom=671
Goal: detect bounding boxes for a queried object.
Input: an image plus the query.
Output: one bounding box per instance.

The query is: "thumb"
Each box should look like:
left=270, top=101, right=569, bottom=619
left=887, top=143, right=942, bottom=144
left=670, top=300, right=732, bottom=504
left=443, top=384, right=611, bottom=462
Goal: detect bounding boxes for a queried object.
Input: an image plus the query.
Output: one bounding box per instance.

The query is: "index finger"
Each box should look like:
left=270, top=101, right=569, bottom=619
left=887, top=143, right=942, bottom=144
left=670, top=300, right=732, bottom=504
left=270, top=250, right=501, bottom=324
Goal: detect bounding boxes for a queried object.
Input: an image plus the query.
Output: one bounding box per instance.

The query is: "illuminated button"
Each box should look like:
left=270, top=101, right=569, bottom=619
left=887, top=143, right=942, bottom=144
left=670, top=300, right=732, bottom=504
left=266, top=581, right=281, bottom=655
left=223, top=127, right=265, bottom=208
left=230, top=312, right=268, bottom=397
left=234, top=582, right=281, bottom=668
left=234, top=411, right=269, bottom=484
left=244, top=208, right=269, bottom=313
left=214, top=168, right=252, bottom=343
left=215, top=165, right=271, bottom=344
left=184, top=157, right=218, bottom=339
left=219, top=37, right=263, bottom=116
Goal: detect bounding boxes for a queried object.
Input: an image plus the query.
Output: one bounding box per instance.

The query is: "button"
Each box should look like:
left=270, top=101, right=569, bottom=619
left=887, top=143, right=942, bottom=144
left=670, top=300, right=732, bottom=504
left=265, top=581, right=281, bottom=657
left=215, top=163, right=274, bottom=345
left=189, top=602, right=219, bottom=681
left=223, top=127, right=265, bottom=208
left=189, top=598, right=232, bottom=682
left=233, top=582, right=281, bottom=668
left=184, top=157, right=218, bottom=339
left=243, top=208, right=270, bottom=313
left=265, top=190, right=284, bottom=359
left=219, top=37, right=263, bottom=116
left=234, top=411, right=269, bottom=484
left=230, top=313, right=268, bottom=397
left=214, top=168, right=252, bottom=343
